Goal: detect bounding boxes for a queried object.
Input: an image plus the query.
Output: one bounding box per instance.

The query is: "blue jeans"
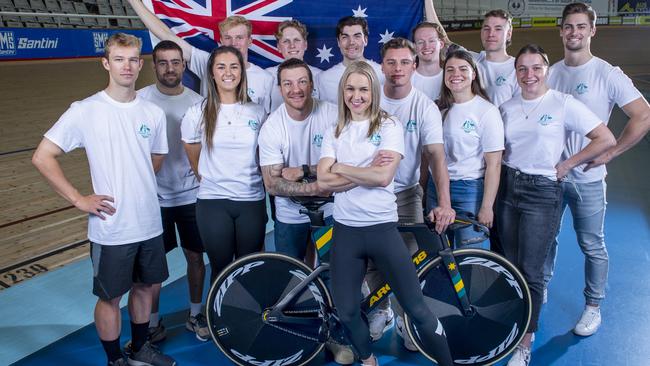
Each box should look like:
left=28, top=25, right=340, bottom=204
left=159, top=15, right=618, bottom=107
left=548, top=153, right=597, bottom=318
left=543, top=179, right=608, bottom=306
left=496, top=166, right=563, bottom=333
left=428, top=177, right=488, bottom=249
left=274, top=216, right=334, bottom=260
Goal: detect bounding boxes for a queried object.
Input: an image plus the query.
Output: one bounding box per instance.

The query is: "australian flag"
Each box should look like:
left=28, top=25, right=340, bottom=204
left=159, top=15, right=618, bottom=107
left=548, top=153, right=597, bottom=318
left=143, top=0, right=424, bottom=69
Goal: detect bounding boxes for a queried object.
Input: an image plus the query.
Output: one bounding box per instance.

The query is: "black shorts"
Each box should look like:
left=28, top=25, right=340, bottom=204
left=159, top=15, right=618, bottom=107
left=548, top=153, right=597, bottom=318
left=90, top=235, right=169, bottom=300
left=161, top=203, right=204, bottom=254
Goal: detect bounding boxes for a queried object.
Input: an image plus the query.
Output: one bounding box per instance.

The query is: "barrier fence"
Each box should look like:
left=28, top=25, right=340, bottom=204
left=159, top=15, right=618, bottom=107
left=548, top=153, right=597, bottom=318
left=0, top=28, right=151, bottom=60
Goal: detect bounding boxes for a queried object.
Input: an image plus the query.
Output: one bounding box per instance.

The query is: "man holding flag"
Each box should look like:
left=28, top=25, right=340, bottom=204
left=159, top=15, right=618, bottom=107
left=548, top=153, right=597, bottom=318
left=126, top=0, right=274, bottom=111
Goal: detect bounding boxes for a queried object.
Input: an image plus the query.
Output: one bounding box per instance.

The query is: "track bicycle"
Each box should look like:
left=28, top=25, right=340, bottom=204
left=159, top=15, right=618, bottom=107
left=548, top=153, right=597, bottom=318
left=206, top=196, right=531, bottom=365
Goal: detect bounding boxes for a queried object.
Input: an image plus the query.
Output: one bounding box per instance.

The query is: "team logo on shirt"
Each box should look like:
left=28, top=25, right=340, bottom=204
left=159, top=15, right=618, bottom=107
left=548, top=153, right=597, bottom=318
left=538, top=114, right=553, bottom=126
left=406, top=120, right=417, bottom=132
left=247, top=88, right=255, bottom=99
left=138, top=123, right=151, bottom=138
left=312, top=134, right=323, bottom=147
left=576, top=83, right=589, bottom=95
left=462, top=120, right=477, bottom=133
left=369, top=133, right=382, bottom=146
left=248, top=119, right=260, bottom=131
left=496, top=76, right=506, bottom=86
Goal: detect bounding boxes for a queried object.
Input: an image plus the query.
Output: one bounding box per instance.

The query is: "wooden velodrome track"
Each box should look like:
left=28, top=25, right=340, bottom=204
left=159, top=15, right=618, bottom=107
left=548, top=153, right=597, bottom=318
left=1, top=26, right=649, bottom=291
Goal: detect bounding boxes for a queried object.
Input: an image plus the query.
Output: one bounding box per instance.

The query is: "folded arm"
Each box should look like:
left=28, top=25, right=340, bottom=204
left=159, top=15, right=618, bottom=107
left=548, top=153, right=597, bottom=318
left=331, top=150, right=402, bottom=188
left=317, top=157, right=357, bottom=193
left=261, top=163, right=321, bottom=196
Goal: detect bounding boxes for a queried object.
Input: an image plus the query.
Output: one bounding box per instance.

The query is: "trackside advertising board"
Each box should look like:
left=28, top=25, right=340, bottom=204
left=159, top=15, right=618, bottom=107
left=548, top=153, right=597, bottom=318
left=0, top=28, right=152, bottom=60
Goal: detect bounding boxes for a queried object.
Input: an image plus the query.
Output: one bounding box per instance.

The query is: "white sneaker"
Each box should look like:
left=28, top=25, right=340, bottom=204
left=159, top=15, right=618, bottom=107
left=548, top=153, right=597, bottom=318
left=395, top=316, right=418, bottom=352
left=507, top=345, right=531, bottom=366
left=368, top=307, right=394, bottom=341
left=325, top=341, right=355, bottom=365
left=573, top=305, right=601, bottom=336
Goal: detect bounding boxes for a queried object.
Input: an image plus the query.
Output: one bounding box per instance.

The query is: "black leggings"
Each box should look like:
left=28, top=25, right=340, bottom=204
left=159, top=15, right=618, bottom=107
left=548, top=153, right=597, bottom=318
left=330, top=221, right=453, bottom=365
left=196, top=198, right=267, bottom=283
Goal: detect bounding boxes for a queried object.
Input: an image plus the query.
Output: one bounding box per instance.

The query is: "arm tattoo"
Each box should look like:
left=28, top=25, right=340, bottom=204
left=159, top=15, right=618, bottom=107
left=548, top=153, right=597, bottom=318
left=262, top=164, right=317, bottom=197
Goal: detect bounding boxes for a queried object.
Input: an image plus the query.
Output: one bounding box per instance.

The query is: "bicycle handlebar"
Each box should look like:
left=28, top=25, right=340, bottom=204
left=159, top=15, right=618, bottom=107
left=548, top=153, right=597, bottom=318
left=426, top=211, right=490, bottom=238
left=290, top=197, right=489, bottom=239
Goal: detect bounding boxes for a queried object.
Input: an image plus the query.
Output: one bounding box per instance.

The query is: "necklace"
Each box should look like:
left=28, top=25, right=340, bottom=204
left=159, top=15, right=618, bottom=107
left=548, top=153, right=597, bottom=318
left=223, top=104, right=243, bottom=140
left=223, top=104, right=243, bottom=126
left=520, top=93, right=546, bottom=120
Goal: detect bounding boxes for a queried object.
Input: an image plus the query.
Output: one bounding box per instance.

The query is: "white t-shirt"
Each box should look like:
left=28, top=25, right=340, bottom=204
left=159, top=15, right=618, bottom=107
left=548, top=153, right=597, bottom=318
left=267, top=64, right=322, bottom=112
left=189, top=47, right=274, bottom=112
left=258, top=99, right=337, bottom=223
left=320, top=117, right=404, bottom=226
left=500, top=89, right=601, bottom=180
left=181, top=101, right=267, bottom=201
left=138, top=85, right=203, bottom=207
left=380, top=87, right=443, bottom=192
left=44, top=91, right=167, bottom=245
left=315, top=60, right=385, bottom=105
left=412, top=69, right=443, bottom=101
left=548, top=56, right=642, bottom=183
left=471, top=51, right=520, bottom=107
left=442, top=96, right=504, bottom=180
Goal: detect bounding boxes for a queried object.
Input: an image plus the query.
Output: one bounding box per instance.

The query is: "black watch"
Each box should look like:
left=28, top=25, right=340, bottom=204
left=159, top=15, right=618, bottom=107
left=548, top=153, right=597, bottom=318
left=302, top=164, right=311, bottom=179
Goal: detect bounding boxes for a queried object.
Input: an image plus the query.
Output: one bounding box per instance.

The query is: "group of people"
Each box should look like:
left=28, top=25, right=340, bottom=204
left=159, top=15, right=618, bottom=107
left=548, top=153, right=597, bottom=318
left=31, top=1, right=650, bottom=366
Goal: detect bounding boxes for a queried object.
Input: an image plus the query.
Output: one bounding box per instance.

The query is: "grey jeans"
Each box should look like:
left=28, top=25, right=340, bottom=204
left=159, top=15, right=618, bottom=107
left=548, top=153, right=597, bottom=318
left=543, top=179, right=608, bottom=305
left=496, top=166, right=563, bottom=333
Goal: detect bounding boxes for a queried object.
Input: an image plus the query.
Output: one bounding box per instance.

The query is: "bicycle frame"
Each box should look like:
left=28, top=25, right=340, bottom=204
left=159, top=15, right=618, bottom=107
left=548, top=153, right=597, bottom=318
left=362, top=223, right=475, bottom=317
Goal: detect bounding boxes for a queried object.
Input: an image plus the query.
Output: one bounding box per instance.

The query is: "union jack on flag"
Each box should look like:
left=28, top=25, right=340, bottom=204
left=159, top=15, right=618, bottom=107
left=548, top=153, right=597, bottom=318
left=143, top=0, right=424, bottom=69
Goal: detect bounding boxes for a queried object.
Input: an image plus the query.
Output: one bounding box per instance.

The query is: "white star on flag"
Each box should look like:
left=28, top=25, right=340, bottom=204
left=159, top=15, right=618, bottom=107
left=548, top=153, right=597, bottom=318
left=352, top=5, right=368, bottom=18
left=378, top=29, right=395, bottom=44
left=316, top=44, right=334, bottom=63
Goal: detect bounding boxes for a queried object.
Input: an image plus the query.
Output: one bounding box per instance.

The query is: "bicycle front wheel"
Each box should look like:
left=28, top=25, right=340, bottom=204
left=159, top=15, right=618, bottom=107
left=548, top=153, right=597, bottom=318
left=206, top=252, right=332, bottom=366
left=404, top=249, right=531, bottom=366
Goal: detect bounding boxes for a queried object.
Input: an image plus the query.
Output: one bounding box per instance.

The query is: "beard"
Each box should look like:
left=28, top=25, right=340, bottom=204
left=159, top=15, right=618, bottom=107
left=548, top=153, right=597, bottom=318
left=158, top=73, right=182, bottom=88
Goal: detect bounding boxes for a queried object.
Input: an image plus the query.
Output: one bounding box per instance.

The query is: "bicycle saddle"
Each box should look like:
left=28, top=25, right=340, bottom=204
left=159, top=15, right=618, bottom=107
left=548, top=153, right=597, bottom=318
left=290, top=196, right=334, bottom=209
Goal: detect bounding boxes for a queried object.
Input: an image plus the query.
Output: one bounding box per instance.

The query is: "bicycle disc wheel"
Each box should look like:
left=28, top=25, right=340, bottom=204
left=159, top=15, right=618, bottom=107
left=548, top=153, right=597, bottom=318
left=404, top=249, right=531, bottom=366
left=206, top=252, right=332, bottom=366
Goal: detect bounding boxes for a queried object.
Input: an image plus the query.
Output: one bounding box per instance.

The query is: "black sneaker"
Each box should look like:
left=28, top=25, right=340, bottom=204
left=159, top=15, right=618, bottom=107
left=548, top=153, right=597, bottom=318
left=147, top=322, right=167, bottom=344
left=108, top=358, right=127, bottom=366
left=123, top=320, right=167, bottom=355
left=127, top=341, right=176, bottom=366
left=185, top=313, right=210, bottom=341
